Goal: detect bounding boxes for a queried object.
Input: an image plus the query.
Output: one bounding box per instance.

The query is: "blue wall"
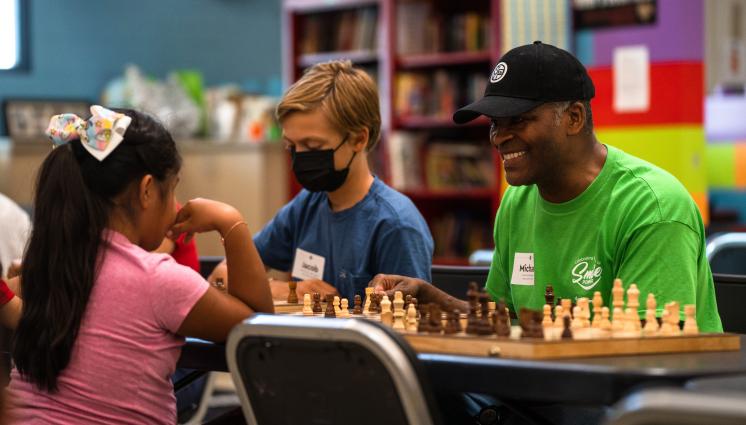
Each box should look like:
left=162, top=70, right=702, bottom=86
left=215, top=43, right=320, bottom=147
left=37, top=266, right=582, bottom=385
left=0, top=0, right=282, bottom=134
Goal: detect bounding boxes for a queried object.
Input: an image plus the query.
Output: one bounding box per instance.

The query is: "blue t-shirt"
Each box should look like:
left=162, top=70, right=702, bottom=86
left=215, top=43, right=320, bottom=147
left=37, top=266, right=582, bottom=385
left=254, top=177, right=434, bottom=300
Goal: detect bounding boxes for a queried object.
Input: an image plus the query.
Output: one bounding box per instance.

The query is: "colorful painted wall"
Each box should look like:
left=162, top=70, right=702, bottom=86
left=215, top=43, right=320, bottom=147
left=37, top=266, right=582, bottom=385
left=575, top=0, right=709, bottom=223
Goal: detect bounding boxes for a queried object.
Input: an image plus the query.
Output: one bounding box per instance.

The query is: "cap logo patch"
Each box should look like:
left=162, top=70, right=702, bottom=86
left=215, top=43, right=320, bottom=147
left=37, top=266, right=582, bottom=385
left=490, top=62, right=508, bottom=83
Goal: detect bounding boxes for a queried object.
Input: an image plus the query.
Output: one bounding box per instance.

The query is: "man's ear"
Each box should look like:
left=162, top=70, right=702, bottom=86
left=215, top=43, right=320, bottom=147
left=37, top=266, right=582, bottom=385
left=138, top=174, right=156, bottom=209
left=350, top=128, right=369, bottom=153
left=566, top=101, right=586, bottom=136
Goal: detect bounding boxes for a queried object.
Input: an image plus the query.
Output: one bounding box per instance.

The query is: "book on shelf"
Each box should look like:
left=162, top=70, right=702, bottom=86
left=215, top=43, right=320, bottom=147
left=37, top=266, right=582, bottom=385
left=300, top=7, right=378, bottom=55
left=396, top=1, right=490, bottom=55
left=395, top=70, right=488, bottom=119
left=424, top=142, right=495, bottom=190
left=431, top=212, right=492, bottom=259
left=388, top=131, right=426, bottom=190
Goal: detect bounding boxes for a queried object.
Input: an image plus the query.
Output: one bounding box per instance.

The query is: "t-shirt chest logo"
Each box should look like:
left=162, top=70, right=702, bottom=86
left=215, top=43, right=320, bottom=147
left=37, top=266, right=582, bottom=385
left=571, top=256, right=603, bottom=290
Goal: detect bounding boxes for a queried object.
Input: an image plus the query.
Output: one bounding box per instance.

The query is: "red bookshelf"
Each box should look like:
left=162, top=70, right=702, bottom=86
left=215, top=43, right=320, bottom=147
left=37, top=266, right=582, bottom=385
left=283, top=0, right=502, bottom=265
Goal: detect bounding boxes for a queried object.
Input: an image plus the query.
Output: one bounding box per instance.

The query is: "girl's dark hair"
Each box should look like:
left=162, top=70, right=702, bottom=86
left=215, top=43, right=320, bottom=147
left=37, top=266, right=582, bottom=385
left=12, top=109, right=182, bottom=392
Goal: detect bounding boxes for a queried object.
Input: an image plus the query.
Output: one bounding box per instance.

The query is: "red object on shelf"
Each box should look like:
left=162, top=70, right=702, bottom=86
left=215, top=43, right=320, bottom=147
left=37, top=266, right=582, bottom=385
left=397, top=50, right=492, bottom=69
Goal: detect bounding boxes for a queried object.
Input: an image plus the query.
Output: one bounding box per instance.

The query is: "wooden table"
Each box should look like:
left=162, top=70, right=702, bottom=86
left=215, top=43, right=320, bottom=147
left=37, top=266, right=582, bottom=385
left=179, top=334, right=746, bottom=405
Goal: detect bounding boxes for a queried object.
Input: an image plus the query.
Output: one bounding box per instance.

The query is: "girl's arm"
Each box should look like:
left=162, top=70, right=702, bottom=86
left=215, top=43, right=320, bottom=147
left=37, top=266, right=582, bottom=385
left=171, top=199, right=273, bottom=342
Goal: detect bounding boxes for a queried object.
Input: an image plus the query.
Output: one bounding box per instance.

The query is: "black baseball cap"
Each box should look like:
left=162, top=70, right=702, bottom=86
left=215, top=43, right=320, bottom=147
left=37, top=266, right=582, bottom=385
left=453, top=41, right=595, bottom=124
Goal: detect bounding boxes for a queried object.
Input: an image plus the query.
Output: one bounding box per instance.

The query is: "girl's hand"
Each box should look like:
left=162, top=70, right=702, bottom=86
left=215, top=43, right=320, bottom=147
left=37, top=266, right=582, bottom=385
left=168, top=198, right=243, bottom=243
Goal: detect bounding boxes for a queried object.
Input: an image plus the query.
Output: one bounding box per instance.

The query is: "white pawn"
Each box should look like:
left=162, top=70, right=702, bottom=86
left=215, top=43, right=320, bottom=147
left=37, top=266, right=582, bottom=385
left=683, top=304, right=699, bottom=335
left=542, top=304, right=553, bottom=329
left=333, top=296, right=341, bottom=315
left=380, top=295, right=393, bottom=326
left=340, top=298, right=350, bottom=318
left=612, top=278, right=625, bottom=311
left=600, top=307, right=612, bottom=331
left=571, top=306, right=583, bottom=330
left=611, top=307, right=625, bottom=337
left=406, top=304, right=418, bottom=332
left=302, top=293, right=313, bottom=316
left=591, top=291, right=603, bottom=328
left=553, top=305, right=565, bottom=328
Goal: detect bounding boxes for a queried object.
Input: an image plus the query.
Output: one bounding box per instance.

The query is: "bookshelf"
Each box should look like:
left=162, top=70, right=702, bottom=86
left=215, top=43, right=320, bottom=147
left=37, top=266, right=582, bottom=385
left=283, top=0, right=502, bottom=265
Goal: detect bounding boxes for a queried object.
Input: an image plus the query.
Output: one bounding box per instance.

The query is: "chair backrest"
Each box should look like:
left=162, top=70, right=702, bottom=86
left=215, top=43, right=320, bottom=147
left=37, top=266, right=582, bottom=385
left=430, top=265, right=490, bottom=298
left=712, top=273, right=746, bottom=333
left=604, top=387, right=746, bottom=425
left=226, top=314, right=441, bottom=425
left=707, top=233, right=746, bottom=274
left=198, top=256, right=224, bottom=280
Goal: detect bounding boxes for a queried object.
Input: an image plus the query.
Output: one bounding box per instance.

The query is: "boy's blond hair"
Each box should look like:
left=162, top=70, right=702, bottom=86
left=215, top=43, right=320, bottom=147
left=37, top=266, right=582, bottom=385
left=276, top=60, right=381, bottom=151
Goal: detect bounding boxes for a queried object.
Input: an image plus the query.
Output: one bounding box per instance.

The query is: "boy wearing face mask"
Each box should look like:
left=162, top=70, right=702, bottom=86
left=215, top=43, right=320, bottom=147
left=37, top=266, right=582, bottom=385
left=209, top=61, right=433, bottom=302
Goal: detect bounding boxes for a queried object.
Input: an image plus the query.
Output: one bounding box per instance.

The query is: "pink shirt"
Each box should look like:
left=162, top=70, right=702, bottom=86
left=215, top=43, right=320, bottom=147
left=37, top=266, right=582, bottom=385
left=8, top=231, right=209, bottom=424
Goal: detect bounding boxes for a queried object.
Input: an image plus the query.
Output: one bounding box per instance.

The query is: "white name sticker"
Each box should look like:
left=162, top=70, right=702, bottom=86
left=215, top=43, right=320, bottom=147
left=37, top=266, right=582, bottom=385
left=291, top=248, right=325, bottom=281
left=511, top=252, right=535, bottom=286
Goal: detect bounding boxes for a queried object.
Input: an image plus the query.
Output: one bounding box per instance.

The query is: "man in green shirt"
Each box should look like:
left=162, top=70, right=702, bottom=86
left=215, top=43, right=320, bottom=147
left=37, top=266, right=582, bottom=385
left=372, top=41, right=722, bottom=332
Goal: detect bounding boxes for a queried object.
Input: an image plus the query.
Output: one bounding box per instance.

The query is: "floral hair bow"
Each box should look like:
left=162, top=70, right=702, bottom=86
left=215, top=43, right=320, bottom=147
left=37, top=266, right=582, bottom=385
left=45, top=105, right=132, bottom=161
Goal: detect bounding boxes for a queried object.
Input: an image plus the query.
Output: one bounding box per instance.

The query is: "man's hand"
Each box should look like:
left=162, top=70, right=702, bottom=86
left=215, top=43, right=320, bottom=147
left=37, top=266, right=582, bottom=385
left=207, top=260, right=228, bottom=285
left=369, top=274, right=425, bottom=300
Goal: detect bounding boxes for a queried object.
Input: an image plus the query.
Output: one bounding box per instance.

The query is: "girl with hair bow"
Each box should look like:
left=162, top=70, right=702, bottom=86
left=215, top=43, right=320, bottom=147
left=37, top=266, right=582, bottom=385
left=6, top=106, right=273, bottom=424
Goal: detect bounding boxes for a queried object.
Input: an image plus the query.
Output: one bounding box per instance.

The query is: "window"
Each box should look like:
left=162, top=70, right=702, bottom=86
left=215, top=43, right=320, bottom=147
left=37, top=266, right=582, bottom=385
left=0, top=0, right=26, bottom=71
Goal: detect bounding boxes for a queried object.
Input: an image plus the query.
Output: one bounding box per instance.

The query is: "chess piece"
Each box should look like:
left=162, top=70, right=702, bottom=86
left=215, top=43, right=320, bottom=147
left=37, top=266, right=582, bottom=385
left=577, top=298, right=590, bottom=328
left=627, top=284, right=640, bottom=312
left=643, top=307, right=659, bottom=336
left=683, top=304, right=698, bottom=335
left=340, top=298, right=350, bottom=318
left=571, top=306, right=583, bottom=330
left=380, top=295, right=393, bottom=326
left=612, top=278, right=624, bottom=312
left=466, top=298, right=479, bottom=335
left=404, top=294, right=412, bottom=311
left=324, top=294, right=336, bottom=318
left=591, top=291, right=603, bottom=328
left=287, top=281, right=299, bottom=304
left=611, top=307, right=624, bottom=336
left=333, top=296, right=341, bottom=315
left=495, top=306, right=511, bottom=337
left=363, top=287, right=374, bottom=314
left=542, top=304, right=553, bottom=329
left=561, top=299, right=572, bottom=319
left=659, top=309, right=673, bottom=336
left=444, top=310, right=460, bottom=334
left=312, top=292, right=322, bottom=313
left=553, top=305, right=564, bottom=328
left=418, top=306, right=430, bottom=333
left=623, top=308, right=638, bottom=334
left=406, top=304, right=418, bottom=332
left=302, top=293, right=313, bottom=316
left=488, top=301, right=496, bottom=323
left=600, top=307, right=612, bottom=331
left=352, top=295, right=363, bottom=315
left=561, top=315, right=573, bottom=340
left=428, top=304, right=443, bottom=334
left=393, top=292, right=405, bottom=330
left=667, top=302, right=681, bottom=336
left=544, top=284, right=555, bottom=308
left=476, top=292, right=493, bottom=335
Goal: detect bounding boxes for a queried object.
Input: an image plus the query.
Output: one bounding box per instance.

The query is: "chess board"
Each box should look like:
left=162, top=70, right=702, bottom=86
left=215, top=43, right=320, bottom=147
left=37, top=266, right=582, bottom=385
left=273, top=300, right=741, bottom=360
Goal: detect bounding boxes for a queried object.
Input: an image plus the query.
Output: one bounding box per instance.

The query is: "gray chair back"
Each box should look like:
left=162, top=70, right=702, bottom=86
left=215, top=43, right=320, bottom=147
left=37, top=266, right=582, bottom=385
left=226, top=314, right=441, bottom=425
left=431, top=265, right=490, bottom=298
left=707, top=233, right=746, bottom=274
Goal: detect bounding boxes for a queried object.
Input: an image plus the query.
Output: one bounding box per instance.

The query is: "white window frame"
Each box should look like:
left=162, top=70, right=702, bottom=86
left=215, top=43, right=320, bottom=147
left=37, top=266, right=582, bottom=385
left=0, top=0, right=27, bottom=71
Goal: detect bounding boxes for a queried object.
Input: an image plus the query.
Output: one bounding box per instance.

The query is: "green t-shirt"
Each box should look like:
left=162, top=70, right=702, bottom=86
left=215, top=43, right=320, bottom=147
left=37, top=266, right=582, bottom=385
left=485, top=145, right=722, bottom=332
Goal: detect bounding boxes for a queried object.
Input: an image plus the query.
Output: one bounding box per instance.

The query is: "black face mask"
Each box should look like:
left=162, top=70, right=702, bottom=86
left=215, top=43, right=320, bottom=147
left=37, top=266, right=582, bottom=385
left=291, top=135, right=357, bottom=192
